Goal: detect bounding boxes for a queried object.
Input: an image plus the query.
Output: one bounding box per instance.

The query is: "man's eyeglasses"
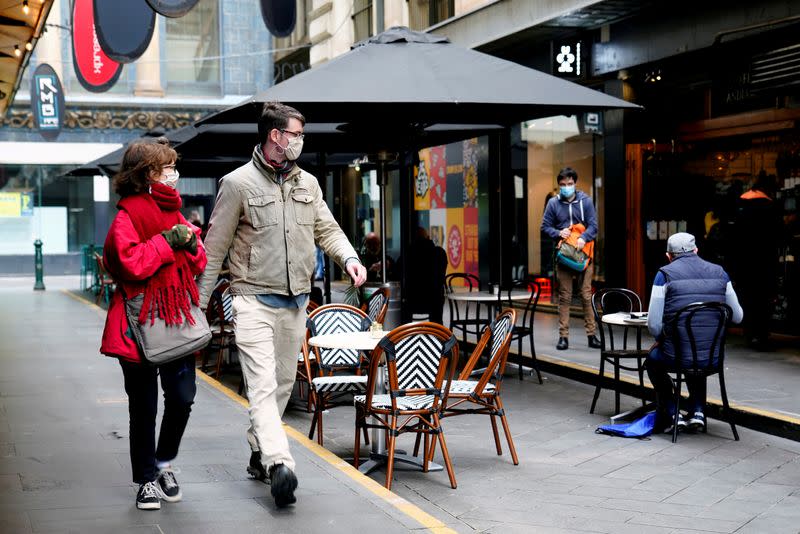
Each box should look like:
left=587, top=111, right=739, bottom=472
left=280, top=129, right=305, bottom=140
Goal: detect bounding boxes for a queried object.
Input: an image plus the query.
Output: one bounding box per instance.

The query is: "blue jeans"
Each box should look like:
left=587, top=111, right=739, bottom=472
left=119, top=356, right=196, bottom=484
left=646, top=345, right=706, bottom=415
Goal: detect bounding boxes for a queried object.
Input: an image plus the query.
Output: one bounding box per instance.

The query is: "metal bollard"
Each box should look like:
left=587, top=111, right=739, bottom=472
left=33, top=239, right=45, bottom=291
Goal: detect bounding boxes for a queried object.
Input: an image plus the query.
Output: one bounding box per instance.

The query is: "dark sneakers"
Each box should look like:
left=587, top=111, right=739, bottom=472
left=688, top=411, right=706, bottom=432
left=156, top=467, right=182, bottom=503
left=136, top=481, right=161, bottom=510
left=247, top=450, right=267, bottom=482
left=588, top=335, right=602, bottom=349
left=556, top=337, right=569, bottom=350
left=663, top=412, right=688, bottom=434
left=269, top=463, right=298, bottom=508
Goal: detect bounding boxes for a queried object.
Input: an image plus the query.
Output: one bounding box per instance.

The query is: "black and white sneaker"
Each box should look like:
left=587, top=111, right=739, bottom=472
left=663, top=412, right=688, bottom=434
left=247, top=450, right=268, bottom=482
left=688, top=411, right=706, bottom=432
left=269, top=463, right=298, bottom=508
left=136, top=481, right=161, bottom=510
left=156, top=467, right=182, bottom=503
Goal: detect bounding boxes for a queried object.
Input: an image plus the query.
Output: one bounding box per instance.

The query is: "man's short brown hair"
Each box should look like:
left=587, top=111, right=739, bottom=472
left=258, top=101, right=305, bottom=145
left=112, top=137, right=177, bottom=197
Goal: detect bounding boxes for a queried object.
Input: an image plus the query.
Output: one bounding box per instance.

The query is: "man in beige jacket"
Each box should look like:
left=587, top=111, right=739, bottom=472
left=197, top=102, right=366, bottom=508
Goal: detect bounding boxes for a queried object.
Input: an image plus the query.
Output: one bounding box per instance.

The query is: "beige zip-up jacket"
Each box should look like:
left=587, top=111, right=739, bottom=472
left=197, top=146, right=358, bottom=308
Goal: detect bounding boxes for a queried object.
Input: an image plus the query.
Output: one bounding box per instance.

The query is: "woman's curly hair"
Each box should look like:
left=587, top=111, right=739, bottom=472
left=112, top=137, right=178, bottom=197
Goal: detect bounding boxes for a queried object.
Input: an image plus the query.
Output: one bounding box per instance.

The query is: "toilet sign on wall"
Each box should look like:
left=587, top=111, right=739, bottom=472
left=30, top=63, right=65, bottom=141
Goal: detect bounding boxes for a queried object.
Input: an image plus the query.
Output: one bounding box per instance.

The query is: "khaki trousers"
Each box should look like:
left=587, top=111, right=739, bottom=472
left=231, top=295, right=306, bottom=471
left=556, top=262, right=597, bottom=338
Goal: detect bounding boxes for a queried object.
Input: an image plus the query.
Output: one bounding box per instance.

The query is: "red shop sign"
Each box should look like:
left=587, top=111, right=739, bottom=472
left=71, top=0, right=122, bottom=92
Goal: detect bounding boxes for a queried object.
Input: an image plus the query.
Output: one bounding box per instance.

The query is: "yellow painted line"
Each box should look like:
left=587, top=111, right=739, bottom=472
left=61, top=289, right=107, bottom=318
left=196, top=371, right=457, bottom=534
left=533, top=351, right=800, bottom=425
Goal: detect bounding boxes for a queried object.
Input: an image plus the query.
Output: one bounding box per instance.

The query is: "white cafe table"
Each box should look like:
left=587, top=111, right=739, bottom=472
left=446, top=288, right=532, bottom=303
left=307, top=330, right=443, bottom=475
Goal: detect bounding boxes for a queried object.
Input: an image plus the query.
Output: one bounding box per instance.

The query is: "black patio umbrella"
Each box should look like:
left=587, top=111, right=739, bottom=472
left=198, top=26, right=639, bottom=128
left=198, top=26, right=639, bottom=284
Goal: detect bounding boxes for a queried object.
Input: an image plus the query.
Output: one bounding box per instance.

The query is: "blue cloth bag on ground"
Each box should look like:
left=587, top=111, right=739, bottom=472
left=595, top=411, right=657, bottom=438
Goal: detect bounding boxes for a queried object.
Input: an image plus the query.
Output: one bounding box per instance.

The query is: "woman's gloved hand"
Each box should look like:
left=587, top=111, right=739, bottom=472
left=161, top=224, right=193, bottom=250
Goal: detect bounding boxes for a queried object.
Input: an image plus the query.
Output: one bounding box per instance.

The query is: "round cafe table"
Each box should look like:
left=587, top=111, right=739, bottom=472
left=308, top=330, right=443, bottom=474
left=598, top=312, right=651, bottom=421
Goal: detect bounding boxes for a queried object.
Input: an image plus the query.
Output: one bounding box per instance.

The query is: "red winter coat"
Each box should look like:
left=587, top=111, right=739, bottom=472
left=99, top=209, right=207, bottom=363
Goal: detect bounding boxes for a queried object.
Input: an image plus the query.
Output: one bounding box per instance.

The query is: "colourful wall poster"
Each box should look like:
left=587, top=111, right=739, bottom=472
left=445, top=208, right=464, bottom=275
left=0, top=192, right=34, bottom=217
left=429, top=145, right=447, bottom=208
left=463, top=139, right=479, bottom=208
left=428, top=208, right=446, bottom=249
left=413, top=149, right=431, bottom=211
left=463, top=207, right=479, bottom=277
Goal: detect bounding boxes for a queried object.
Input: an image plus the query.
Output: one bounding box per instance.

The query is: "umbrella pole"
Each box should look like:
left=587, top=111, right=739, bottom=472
left=378, top=154, right=389, bottom=284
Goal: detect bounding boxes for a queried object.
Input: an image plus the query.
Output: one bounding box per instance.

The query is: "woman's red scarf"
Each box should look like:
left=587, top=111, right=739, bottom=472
left=117, top=182, right=199, bottom=326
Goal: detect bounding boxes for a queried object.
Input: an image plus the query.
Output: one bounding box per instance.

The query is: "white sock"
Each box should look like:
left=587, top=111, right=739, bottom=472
left=156, top=461, right=171, bottom=471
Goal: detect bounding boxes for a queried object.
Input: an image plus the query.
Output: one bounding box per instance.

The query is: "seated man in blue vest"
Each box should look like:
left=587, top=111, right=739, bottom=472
left=646, top=232, right=743, bottom=433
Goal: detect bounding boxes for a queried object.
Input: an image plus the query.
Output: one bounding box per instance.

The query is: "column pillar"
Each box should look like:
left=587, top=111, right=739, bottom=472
left=134, top=22, right=164, bottom=97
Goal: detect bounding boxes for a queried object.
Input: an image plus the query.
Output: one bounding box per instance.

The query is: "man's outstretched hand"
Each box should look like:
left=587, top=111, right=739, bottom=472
left=346, top=261, right=368, bottom=287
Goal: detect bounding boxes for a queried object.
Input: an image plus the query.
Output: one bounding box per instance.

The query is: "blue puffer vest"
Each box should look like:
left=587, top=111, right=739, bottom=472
left=660, top=254, right=727, bottom=367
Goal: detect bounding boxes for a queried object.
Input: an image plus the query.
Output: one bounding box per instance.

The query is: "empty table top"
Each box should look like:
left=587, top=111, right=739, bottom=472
left=446, top=289, right=532, bottom=302
left=308, top=331, right=384, bottom=351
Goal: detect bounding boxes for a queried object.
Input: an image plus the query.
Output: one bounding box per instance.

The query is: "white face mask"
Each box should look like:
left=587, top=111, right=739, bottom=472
left=162, top=169, right=180, bottom=188
left=282, top=134, right=303, bottom=161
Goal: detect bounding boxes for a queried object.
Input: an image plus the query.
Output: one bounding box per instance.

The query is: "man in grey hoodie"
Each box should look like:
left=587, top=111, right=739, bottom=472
left=197, top=102, right=366, bottom=507
left=540, top=167, right=602, bottom=351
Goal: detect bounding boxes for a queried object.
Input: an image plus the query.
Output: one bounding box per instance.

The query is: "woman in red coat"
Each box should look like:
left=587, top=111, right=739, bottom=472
left=100, top=138, right=207, bottom=510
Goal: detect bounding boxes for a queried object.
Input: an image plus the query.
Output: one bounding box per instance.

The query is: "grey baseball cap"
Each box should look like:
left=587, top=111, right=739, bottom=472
left=667, top=232, right=696, bottom=254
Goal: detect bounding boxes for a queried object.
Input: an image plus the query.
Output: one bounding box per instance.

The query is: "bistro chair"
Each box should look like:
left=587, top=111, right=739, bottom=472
left=507, top=280, right=542, bottom=382
left=361, top=285, right=390, bottom=324
left=666, top=302, right=738, bottom=443
left=203, top=278, right=236, bottom=381
left=93, top=252, right=115, bottom=306
left=439, top=309, right=519, bottom=465
left=590, top=288, right=648, bottom=414
left=302, top=304, right=372, bottom=446
left=294, top=299, right=320, bottom=412
left=446, top=273, right=492, bottom=345
left=353, top=322, right=459, bottom=490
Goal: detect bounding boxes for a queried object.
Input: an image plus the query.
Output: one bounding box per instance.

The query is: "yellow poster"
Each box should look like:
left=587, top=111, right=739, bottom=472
left=413, top=148, right=431, bottom=211
left=0, top=192, right=34, bottom=217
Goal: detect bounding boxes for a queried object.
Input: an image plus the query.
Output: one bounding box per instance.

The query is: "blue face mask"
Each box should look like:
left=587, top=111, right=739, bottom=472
left=559, top=185, right=575, bottom=198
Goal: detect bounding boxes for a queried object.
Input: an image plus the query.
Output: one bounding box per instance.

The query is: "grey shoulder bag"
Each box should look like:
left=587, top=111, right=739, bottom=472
left=124, top=292, right=212, bottom=366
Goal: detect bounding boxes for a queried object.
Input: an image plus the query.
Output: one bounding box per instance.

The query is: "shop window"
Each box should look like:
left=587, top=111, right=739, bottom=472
left=353, top=0, right=373, bottom=42
left=522, top=116, right=605, bottom=281
left=164, top=0, right=221, bottom=96
left=0, top=165, right=94, bottom=254
left=408, top=0, right=454, bottom=31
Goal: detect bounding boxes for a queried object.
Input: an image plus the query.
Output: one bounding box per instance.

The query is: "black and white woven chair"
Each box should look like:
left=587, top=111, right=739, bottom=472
left=203, top=278, right=236, bottom=381
left=294, top=299, right=320, bottom=413
left=362, top=286, right=390, bottom=324
left=440, top=309, right=519, bottom=465
left=302, top=304, right=372, bottom=446
left=353, top=322, right=459, bottom=490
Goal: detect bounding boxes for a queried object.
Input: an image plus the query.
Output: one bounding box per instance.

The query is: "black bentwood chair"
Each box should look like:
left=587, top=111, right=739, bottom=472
left=507, top=280, right=542, bottom=382
left=590, top=288, right=648, bottom=414
left=666, top=302, right=738, bottom=444
left=446, top=273, right=492, bottom=344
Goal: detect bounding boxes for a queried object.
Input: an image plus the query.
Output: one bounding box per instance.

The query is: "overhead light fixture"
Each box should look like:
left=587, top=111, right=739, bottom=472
left=25, top=40, right=33, bottom=51
left=22, top=0, right=30, bottom=15
left=14, top=45, right=21, bottom=57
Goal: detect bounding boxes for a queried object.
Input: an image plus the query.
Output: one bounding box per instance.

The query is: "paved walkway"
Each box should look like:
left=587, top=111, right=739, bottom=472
left=0, top=278, right=450, bottom=533
left=2, top=276, right=799, bottom=533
